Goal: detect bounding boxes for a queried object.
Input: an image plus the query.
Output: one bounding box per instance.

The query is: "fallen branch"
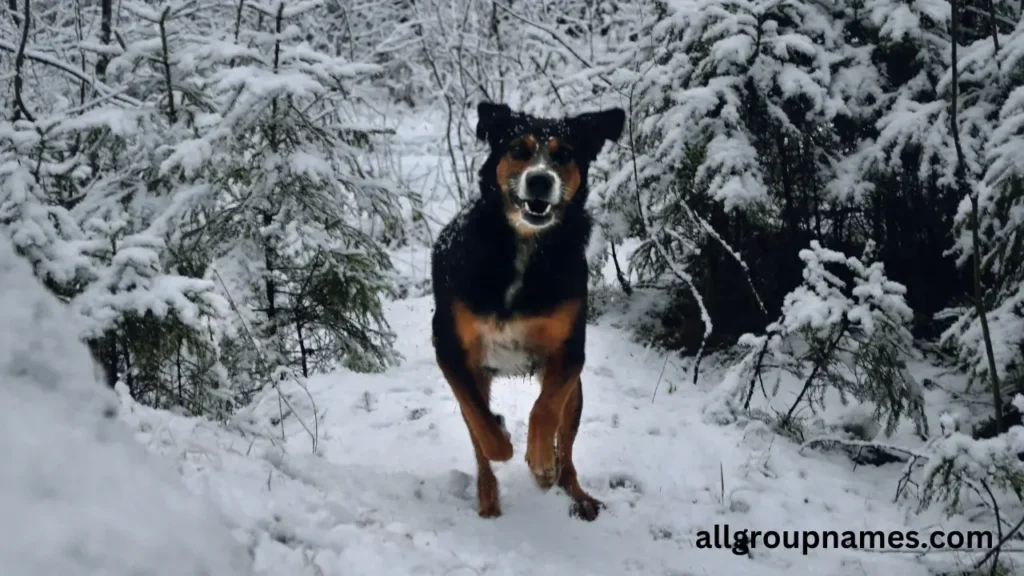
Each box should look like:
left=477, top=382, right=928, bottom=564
left=800, top=435, right=924, bottom=464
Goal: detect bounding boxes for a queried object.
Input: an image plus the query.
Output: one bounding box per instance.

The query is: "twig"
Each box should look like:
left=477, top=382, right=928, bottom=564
left=784, top=318, right=849, bottom=422
left=949, top=0, right=1004, bottom=431
left=489, top=0, right=626, bottom=98
left=625, top=80, right=711, bottom=386
left=975, top=514, right=1024, bottom=571
left=895, top=453, right=925, bottom=502
left=683, top=208, right=768, bottom=320
left=651, top=355, right=669, bottom=402
left=744, top=330, right=777, bottom=410
left=980, top=479, right=1005, bottom=576
left=158, top=7, right=178, bottom=123
left=212, top=270, right=319, bottom=454
left=13, top=0, right=35, bottom=122
left=0, top=39, right=142, bottom=107
left=610, top=241, right=633, bottom=296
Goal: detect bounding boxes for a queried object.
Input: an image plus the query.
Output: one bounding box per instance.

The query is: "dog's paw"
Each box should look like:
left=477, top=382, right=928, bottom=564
left=478, top=472, right=502, bottom=518
left=482, top=414, right=514, bottom=461
left=569, top=494, right=605, bottom=522
left=531, top=465, right=559, bottom=490
left=527, top=449, right=559, bottom=490
left=478, top=502, right=502, bottom=518
left=484, top=437, right=514, bottom=462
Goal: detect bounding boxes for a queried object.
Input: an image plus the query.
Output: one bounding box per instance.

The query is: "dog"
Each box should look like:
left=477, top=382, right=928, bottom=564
left=430, top=101, right=625, bottom=521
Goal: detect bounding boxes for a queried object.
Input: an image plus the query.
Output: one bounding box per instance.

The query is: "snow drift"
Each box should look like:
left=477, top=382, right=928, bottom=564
left=0, top=236, right=254, bottom=576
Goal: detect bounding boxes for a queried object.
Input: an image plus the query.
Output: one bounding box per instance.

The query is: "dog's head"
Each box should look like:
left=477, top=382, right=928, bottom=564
left=475, top=102, right=625, bottom=236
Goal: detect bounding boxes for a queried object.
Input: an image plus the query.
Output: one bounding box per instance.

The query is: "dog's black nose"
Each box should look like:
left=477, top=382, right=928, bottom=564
left=525, top=173, right=555, bottom=198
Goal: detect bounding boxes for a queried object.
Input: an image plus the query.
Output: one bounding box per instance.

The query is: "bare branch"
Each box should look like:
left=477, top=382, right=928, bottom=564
left=0, top=39, right=142, bottom=107
left=13, top=0, right=35, bottom=122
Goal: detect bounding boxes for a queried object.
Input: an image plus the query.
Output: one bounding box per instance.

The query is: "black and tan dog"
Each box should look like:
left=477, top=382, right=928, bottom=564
left=430, top=101, right=625, bottom=521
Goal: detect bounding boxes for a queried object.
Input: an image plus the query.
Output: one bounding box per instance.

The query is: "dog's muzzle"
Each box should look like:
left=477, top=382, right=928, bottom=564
left=515, top=169, right=560, bottom=224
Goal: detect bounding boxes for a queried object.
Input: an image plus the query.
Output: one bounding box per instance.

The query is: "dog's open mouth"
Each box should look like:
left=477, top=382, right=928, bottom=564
left=517, top=198, right=554, bottom=225
left=523, top=199, right=552, bottom=216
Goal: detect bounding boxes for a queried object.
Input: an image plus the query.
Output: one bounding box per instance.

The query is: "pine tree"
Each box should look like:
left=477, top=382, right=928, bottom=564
left=155, top=0, right=403, bottom=389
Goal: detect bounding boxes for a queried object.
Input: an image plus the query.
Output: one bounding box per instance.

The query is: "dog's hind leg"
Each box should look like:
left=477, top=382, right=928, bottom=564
left=556, top=379, right=604, bottom=521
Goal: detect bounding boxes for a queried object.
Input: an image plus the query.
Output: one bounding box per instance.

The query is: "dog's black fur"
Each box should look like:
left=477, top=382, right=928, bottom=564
left=430, top=101, right=625, bottom=520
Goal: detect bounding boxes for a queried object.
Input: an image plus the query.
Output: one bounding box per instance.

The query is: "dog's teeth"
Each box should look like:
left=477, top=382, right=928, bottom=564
left=541, top=204, right=551, bottom=215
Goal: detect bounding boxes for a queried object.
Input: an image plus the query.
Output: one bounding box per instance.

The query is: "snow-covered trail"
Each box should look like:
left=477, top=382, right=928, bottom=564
left=121, top=295, right=936, bottom=576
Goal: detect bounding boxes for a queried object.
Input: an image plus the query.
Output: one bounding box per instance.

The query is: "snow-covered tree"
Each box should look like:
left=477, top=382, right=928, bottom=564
left=1, top=0, right=405, bottom=416
left=155, top=0, right=403, bottom=386
left=708, top=241, right=928, bottom=444
left=586, top=0, right=876, bottom=355
left=1, top=1, right=234, bottom=414
left=939, top=12, right=1024, bottom=406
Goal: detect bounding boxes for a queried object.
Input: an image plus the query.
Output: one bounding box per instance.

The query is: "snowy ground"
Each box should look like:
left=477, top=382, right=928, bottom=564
left=112, top=284, right=981, bottom=576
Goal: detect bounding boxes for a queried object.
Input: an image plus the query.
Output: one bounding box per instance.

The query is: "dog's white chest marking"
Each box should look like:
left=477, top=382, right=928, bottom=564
left=480, top=322, right=538, bottom=376
left=504, top=241, right=535, bottom=308
left=485, top=242, right=542, bottom=376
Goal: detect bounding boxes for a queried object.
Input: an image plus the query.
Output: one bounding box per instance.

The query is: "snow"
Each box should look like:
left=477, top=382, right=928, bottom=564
left=0, top=235, right=254, bottom=576
left=85, top=285, right=986, bottom=576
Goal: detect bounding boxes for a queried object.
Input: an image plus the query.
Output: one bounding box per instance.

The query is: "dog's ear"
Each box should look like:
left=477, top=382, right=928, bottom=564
left=571, top=107, right=626, bottom=161
left=476, top=101, right=513, bottom=144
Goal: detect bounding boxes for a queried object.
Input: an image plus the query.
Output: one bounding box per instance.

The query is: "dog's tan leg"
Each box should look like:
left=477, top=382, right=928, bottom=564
left=526, top=355, right=580, bottom=490
left=556, top=379, right=603, bottom=521
left=444, top=302, right=514, bottom=462
left=440, top=363, right=513, bottom=462
left=458, top=376, right=503, bottom=518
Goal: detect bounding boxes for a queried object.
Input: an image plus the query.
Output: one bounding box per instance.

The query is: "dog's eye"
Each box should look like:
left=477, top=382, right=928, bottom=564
left=508, top=144, right=531, bottom=160
left=550, top=147, right=573, bottom=164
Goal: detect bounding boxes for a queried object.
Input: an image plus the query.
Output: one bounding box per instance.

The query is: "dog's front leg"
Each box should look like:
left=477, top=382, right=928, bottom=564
left=437, top=346, right=512, bottom=519
left=526, top=354, right=581, bottom=490
left=556, top=379, right=604, bottom=520
left=436, top=303, right=515, bottom=463
left=456, top=376, right=505, bottom=518
left=437, top=352, right=514, bottom=463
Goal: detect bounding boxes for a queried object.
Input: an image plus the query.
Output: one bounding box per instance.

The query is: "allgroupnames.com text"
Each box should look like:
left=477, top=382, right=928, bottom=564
left=695, top=524, right=994, bottom=556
